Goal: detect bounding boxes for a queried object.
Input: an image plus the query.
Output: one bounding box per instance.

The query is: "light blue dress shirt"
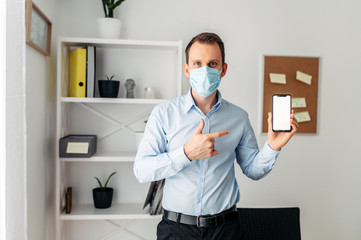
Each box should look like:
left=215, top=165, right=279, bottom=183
left=134, top=90, right=280, bottom=216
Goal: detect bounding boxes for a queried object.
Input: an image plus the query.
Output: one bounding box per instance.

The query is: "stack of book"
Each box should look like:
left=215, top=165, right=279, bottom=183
left=143, top=179, right=165, bottom=215
left=68, top=46, right=96, bottom=97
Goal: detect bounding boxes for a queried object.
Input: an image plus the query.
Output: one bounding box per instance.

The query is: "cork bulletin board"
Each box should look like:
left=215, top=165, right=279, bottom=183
left=262, top=56, right=320, bottom=133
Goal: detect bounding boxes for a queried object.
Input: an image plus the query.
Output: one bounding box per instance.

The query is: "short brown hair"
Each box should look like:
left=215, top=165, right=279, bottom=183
left=185, top=32, right=225, bottom=65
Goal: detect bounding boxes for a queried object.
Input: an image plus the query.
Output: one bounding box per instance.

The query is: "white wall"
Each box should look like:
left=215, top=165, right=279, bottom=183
left=26, top=0, right=57, bottom=239
left=54, top=0, right=361, bottom=239
left=6, top=0, right=27, bottom=239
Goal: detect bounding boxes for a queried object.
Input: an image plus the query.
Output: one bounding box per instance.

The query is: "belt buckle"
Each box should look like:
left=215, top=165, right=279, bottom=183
left=197, top=215, right=216, bottom=228
left=196, top=216, right=202, bottom=227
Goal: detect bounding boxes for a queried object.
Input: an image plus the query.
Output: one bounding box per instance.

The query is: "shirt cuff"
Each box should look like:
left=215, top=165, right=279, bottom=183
left=259, top=142, right=280, bottom=172
left=263, top=142, right=281, bottom=156
left=167, top=146, right=191, bottom=170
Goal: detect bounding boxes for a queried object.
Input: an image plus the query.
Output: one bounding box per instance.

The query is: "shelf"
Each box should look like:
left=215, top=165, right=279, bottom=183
left=60, top=202, right=161, bottom=220
left=61, top=97, right=167, bottom=104
left=60, top=151, right=137, bottom=162
left=60, top=36, right=182, bottom=49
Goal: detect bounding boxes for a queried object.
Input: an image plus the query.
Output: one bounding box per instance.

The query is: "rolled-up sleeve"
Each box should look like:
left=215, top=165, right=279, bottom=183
left=236, top=116, right=280, bottom=180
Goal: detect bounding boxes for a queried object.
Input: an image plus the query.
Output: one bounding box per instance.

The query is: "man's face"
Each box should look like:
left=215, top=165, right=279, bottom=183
left=184, top=41, right=227, bottom=78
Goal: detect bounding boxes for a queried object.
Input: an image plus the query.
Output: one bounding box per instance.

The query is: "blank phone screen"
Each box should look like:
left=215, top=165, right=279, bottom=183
left=272, top=95, right=291, bottom=132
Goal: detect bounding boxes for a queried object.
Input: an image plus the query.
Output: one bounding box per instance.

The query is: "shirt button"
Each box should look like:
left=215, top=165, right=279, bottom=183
left=200, top=178, right=204, bottom=182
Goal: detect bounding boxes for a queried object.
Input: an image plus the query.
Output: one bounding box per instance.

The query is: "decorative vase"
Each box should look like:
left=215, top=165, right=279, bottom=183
left=97, top=17, right=121, bottom=39
left=93, top=187, right=114, bottom=209
left=98, top=80, right=120, bottom=98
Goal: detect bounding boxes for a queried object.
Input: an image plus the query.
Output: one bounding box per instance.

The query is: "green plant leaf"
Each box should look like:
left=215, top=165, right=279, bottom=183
left=111, top=0, right=126, bottom=10
left=101, top=0, right=108, bottom=17
left=104, top=74, right=116, bottom=80
left=102, top=0, right=124, bottom=18
left=104, top=172, right=117, bottom=188
left=94, top=177, right=104, bottom=189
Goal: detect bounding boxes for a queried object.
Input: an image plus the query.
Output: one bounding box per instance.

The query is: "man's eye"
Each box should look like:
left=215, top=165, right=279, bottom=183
left=209, top=62, right=217, bottom=67
left=194, top=62, right=201, bottom=66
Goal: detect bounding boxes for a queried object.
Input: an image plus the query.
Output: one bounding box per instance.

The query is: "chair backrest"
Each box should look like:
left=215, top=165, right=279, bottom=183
left=237, top=207, right=301, bottom=240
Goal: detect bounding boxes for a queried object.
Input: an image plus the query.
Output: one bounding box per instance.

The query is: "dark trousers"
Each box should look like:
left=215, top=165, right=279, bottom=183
left=157, top=214, right=241, bottom=240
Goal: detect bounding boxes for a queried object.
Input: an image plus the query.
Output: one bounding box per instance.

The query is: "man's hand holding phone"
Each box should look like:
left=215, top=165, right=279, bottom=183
left=267, top=110, right=299, bottom=151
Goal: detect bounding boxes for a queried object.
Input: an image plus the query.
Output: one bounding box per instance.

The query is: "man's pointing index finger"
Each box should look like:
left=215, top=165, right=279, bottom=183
left=207, top=130, right=230, bottom=139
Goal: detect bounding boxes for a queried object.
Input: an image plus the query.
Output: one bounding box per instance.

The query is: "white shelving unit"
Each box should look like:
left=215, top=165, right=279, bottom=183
left=55, top=37, right=182, bottom=240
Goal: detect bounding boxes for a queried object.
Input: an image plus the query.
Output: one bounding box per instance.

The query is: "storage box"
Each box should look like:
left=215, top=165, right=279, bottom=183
left=59, top=135, right=97, bottom=158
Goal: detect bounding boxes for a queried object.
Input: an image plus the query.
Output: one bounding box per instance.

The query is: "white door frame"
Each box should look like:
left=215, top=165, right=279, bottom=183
left=0, top=0, right=7, bottom=239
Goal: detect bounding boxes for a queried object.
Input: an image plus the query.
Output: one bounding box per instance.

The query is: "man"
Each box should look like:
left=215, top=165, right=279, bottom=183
left=134, top=32, right=298, bottom=239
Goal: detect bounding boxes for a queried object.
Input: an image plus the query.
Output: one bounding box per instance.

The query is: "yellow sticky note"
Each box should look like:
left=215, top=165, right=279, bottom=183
left=292, top=98, right=307, bottom=108
left=294, top=111, right=311, bottom=123
left=296, top=71, right=312, bottom=85
left=66, top=142, right=89, bottom=154
left=270, top=73, right=287, bottom=84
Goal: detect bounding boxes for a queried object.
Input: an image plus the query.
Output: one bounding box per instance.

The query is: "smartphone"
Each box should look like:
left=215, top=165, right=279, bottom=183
left=272, top=94, right=292, bottom=132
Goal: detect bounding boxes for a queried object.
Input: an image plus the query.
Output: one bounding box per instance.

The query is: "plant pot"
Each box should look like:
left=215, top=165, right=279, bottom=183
left=98, top=80, right=120, bottom=98
left=97, top=17, right=121, bottom=39
left=92, top=187, right=114, bottom=209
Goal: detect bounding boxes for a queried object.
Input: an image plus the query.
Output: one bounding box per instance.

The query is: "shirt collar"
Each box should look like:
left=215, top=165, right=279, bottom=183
left=183, top=89, right=223, bottom=114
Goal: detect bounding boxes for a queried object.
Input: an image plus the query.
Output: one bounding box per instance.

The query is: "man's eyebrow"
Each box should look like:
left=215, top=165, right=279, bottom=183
left=191, top=59, right=220, bottom=63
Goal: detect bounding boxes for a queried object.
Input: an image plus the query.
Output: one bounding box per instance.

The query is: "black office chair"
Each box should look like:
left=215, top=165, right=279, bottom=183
left=237, top=207, right=301, bottom=240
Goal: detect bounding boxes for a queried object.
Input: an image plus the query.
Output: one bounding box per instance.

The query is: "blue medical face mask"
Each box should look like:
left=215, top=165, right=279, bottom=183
left=189, top=66, right=221, bottom=98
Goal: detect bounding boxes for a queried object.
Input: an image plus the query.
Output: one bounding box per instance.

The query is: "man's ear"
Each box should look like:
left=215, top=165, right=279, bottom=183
left=184, top=63, right=190, bottom=78
left=221, top=63, right=228, bottom=78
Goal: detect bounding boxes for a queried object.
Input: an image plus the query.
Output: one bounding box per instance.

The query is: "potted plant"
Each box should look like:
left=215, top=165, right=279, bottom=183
left=98, top=75, right=120, bottom=98
left=97, top=0, right=126, bottom=38
left=93, top=172, right=117, bottom=209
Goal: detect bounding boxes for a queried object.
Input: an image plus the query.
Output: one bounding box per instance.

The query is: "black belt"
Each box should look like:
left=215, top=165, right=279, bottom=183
left=163, top=205, right=238, bottom=228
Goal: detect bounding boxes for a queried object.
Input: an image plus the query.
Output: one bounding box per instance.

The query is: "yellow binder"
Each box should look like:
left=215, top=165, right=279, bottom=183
left=68, top=48, right=86, bottom=97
